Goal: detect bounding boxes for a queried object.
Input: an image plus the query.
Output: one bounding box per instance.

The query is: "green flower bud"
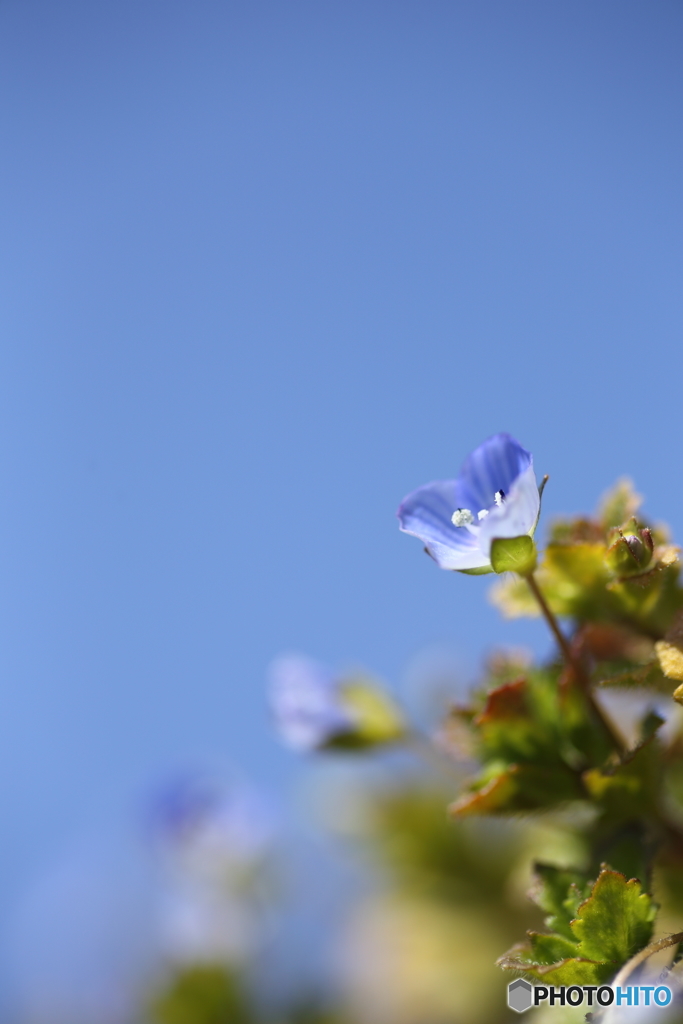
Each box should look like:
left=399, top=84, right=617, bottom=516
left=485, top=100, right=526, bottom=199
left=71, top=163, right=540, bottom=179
left=490, top=535, right=538, bottom=576
left=605, top=517, right=654, bottom=576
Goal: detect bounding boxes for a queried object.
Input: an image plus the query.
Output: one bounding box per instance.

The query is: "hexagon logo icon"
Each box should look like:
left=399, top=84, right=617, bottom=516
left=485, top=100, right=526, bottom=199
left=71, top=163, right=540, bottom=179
left=508, top=979, right=533, bottom=1013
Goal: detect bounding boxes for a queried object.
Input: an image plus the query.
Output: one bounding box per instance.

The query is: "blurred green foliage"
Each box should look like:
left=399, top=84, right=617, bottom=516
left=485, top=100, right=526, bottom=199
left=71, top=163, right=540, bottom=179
left=149, top=965, right=254, bottom=1024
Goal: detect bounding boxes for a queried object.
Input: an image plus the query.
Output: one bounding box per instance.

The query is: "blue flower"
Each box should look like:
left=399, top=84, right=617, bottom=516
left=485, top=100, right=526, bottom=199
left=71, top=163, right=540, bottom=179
left=268, top=654, right=357, bottom=751
left=147, top=773, right=275, bottom=964
left=397, top=433, right=541, bottom=573
left=269, top=655, right=406, bottom=750
left=148, top=773, right=274, bottom=865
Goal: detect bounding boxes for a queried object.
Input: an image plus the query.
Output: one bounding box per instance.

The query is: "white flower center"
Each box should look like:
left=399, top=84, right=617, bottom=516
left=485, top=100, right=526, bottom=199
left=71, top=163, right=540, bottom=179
left=451, top=490, right=506, bottom=529
left=451, top=508, right=474, bottom=527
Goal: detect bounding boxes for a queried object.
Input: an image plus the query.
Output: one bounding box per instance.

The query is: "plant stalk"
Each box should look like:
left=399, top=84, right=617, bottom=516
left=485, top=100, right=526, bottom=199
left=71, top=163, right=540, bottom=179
left=526, top=571, right=626, bottom=755
left=611, top=932, right=683, bottom=989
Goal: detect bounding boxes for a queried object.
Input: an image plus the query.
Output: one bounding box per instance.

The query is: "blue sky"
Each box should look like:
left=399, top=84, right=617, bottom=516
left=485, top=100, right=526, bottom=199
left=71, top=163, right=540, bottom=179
left=1, top=0, right=682, bottom=1008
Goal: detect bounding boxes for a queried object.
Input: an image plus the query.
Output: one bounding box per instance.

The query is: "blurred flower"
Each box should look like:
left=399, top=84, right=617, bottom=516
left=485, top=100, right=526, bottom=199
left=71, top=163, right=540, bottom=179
left=159, top=886, right=262, bottom=967
left=397, top=433, right=540, bottom=573
left=269, top=655, right=357, bottom=751
left=269, top=655, right=406, bottom=752
left=149, top=773, right=274, bottom=882
left=148, top=773, right=276, bottom=967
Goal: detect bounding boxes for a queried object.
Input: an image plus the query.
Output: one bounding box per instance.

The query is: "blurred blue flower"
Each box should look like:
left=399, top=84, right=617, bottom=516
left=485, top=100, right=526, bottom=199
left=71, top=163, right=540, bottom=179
left=268, top=655, right=357, bottom=751
left=149, top=773, right=274, bottom=871
left=397, top=433, right=540, bottom=573
left=147, top=772, right=276, bottom=965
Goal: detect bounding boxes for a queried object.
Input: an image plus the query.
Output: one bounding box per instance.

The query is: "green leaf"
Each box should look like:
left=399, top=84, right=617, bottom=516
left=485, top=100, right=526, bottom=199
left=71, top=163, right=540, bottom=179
left=447, top=666, right=602, bottom=817
left=527, top=931, right=581, bottom=964
left=499, top=867, right=658, bottom=987
left=609, top=557, right=683, bottom=637
left=582, top=726, right=663, bottom=822
left=490, top=535, right=537, bottom=576
left=449, top=767, right=519, bottom=817
left=498, top=947, right=611, bottom=986
left=570, top=868, right=656, bottom=963
left=597, top=660, right=671, bottom=692
left=471, top=677, right=557, bottom=763
left=450, top=761, right=584, bottom=817
left=541, top=543, right=612, bottom=619
left=530, top=864, right=591, bottom=941
left=638, top=709, right=666, bottom=744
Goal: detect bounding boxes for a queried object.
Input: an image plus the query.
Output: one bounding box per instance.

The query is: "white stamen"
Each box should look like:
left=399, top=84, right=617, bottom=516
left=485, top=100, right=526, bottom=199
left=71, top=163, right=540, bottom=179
left=494, top=490, right=505, bottom=507
left=451, top=508, right=475, bottom=527
left=477, top=508, right=489, bottom=520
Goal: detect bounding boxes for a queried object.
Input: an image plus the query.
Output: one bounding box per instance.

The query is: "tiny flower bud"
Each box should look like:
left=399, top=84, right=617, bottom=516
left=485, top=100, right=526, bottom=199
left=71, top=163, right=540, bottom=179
left=626, top=533, right=647, bottom=562
left=622, top=517, right=655, bottom=565
left=605, top=517, right=654, bottom=576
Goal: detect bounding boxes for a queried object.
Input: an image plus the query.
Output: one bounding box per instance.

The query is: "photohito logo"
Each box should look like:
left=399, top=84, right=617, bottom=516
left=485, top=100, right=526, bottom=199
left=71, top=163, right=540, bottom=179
left=507, top=980, right=673, bottom=1013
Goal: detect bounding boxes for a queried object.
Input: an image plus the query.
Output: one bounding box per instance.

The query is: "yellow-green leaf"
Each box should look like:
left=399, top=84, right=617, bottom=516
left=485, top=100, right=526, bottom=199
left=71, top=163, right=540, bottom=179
left=570, top=868, right=656, bottom=963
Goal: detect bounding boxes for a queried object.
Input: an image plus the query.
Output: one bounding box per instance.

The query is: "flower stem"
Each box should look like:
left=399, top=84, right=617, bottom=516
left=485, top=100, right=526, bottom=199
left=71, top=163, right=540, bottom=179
left=525, top=572, right=626, bottom=754
left=526, top=573, right=575, bottom=667
left=611, top=932, right=683, bottom=989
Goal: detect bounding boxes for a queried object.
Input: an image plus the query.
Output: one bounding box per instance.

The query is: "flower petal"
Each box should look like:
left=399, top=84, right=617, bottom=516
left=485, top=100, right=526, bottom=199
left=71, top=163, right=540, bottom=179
left=459, top=433, right=532, bottom=513
left=424, top=537, right=492, bottom=571
left=476, top=463, right=540, bottom=556
left=397, top=479, right=489, bottom=570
